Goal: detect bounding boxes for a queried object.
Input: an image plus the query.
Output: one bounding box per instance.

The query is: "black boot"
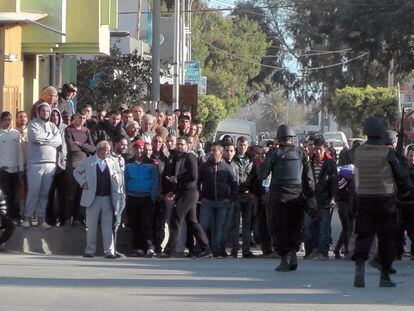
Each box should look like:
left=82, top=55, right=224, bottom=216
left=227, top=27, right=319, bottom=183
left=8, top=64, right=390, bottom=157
left=275, top=256, right=290, bottom=272
left=354, top=261, right=365, bottom=288
left=379, top=272, right=396, bottom=287
left=288, top=250, right=298, bottom=271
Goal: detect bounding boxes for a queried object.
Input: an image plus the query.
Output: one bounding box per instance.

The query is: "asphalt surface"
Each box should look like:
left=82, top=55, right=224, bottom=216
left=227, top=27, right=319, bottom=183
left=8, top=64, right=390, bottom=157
left=0, top=253, right=413, bottom=311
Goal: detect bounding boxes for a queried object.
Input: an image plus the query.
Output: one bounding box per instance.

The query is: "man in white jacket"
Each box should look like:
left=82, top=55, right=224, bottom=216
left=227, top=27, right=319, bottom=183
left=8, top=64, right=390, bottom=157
left=21, top=102, right=62, bottom=228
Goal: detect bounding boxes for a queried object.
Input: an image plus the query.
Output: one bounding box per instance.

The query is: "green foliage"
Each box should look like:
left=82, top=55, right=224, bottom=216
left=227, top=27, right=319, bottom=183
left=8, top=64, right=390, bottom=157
left=192, top=2, right=270, bottom=113
left=196, top=94, right=228, bottom=139
left=331, top=86, right=399, bottom=136
left=76, top=47, right=152, bottom=110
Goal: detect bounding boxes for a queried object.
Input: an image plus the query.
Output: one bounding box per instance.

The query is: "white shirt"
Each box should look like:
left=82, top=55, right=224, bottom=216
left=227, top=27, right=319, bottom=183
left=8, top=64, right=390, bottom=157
left=0, top=128, right=24, bottom=173
left=96, top=156, right=107, bottom=172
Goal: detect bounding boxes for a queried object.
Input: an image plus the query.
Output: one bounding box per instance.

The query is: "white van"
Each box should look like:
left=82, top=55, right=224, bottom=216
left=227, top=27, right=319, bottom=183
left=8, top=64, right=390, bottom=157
left=214, top=119, right=257, bottom=144
left=323, top=131, right=348, bottom=145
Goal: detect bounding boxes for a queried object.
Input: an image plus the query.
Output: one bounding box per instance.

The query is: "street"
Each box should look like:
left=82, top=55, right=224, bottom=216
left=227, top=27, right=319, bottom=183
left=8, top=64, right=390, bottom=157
left=0, top=253, right=413, bottom=311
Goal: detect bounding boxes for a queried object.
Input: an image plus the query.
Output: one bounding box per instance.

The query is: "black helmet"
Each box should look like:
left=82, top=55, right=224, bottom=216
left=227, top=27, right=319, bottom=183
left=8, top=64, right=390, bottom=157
left=384, top=130, right=398, bottom=145
left=276, top=124, right=296, bottom=138
left=363, top=116, right=386, bottom=138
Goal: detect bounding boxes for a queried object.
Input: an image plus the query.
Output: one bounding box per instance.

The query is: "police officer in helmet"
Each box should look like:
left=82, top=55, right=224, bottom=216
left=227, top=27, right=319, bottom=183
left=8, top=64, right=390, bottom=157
left=258, top=124, right=315, bottom=272
left=352, top=117, right=409, bottom=288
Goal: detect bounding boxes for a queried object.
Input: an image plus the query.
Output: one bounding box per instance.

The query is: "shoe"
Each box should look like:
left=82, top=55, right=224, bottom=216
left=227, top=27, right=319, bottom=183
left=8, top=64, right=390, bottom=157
left=213, top=254, right=224, bottom=259
left=315, top=253, right=329, bottom=261
left=242, top=252, right=257, bottom=259
left=193, top=251, right=212, bottom=259
left=220, top=250, right=229, bottom=258
left=379, top=272, right=396, bottom=287
left=105, top=254, right=117, bottom=259
left=354, top=262, right=365, bottom=288
left=334, top=251, right=341, bottom=260
left=83, top=253, right=94, bottom=258
left=288, top=250, right=298, bottom=271
left=307, top=249, right=318, bottom=260
left=155, top=252, right=171, bottom=258
left=21, top=220, right=30, bottom=228
left=275, top=256, right=290, bottom=272
left=265, top=251, right=280, bottom=258
left=231, top=251, right=238, bottom=258
left=39, top=222, right=52, bottom=229
left=115, top=252, right=126, bottom=258
left=146, top=249, right=155, bottom=258
left=389, top=267, right=397, bottom=274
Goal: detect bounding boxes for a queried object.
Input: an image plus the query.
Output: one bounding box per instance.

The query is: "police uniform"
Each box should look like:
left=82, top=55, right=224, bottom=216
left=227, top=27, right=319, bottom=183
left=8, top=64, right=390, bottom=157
left=258, top=124, right=315, bottom=271
left=352, top=117, right=408, bottom=288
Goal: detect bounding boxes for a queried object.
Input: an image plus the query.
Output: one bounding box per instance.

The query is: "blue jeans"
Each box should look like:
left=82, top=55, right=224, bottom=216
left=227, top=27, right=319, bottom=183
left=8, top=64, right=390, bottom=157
left=231, top=194, right=253, bottom=254
left=304, top=208, right=332, bottom=254
left=221, top=202, right=235, bottom=253
left=199, top=199, right=232, bottom=255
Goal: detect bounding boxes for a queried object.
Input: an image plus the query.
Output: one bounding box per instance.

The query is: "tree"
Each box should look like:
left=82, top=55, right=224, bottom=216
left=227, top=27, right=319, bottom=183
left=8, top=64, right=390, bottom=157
left=77, top=47, right=153, bottom=109
left=192, top=2, right=270, bottom=113
left=196, top=94, right=227, bottom=139
left=331, top=86, right=399, bottom=136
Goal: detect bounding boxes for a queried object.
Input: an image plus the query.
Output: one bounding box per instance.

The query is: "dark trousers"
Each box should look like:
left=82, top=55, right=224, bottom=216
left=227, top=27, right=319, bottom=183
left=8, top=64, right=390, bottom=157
left=352, top=195, right=397, bottom=272
left=46, top=168, right=66, bottom=225
left=271, top=195, right=304, bottom=257
left=0, top=171, right=19, bottom=220
left=164, top=190, right=209, bottom=254
left=231, top=194, right=253, bottom=254
left=126, top=195, right=155, bottom=251
left=153, top=199, right=168, bottom=253
left=396, top=202, right=414, bottom=256
left=65, top=165, right=83, bottom=223
left=257, top=193, right=273, bottom=253
left=0, top=215, right=15, bottom=244
left=335, top=200, right=353, bottom=253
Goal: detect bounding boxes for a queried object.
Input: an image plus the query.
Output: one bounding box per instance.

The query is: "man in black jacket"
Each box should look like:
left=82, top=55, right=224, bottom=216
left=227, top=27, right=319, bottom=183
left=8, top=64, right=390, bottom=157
left=0, top=189, right=15, bottom=251
left=199, top=142, right=238, bottom=258
left=91, top=110, right=127, bottom=147
left=159, top=136, right=210, bottom=258
left=304, top=138, right=338, bottom=260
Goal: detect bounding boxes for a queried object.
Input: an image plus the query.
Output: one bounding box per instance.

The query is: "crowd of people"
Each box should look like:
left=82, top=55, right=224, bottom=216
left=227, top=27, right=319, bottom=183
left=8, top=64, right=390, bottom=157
left=0, top=83, right=413, bottom=287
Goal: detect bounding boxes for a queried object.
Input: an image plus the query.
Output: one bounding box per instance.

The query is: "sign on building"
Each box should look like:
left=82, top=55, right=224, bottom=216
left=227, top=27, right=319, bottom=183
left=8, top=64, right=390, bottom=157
left=184, top=61, right=200, bottom=85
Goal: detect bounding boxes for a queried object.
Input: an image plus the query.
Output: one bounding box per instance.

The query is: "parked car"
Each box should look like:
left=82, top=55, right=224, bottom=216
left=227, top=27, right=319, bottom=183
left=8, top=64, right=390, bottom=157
left=214, top=119, right=257, bottom=144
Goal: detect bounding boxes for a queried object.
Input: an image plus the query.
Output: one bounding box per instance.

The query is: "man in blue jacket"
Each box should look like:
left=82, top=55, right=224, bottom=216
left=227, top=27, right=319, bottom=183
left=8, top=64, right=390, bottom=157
left=199, top=142, right=238, bottom=258
left=125, top=139, right=158, bottom=257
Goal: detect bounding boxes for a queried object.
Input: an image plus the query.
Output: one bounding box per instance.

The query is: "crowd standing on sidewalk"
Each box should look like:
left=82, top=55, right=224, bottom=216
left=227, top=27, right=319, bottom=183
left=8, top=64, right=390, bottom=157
left=0, top=83, right=414, bottom=288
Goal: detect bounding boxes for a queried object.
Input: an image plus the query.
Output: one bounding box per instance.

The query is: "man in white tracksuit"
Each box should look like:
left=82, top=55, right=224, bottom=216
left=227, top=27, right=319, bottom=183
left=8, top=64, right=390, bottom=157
left=21, top=102, right=62, bottom=228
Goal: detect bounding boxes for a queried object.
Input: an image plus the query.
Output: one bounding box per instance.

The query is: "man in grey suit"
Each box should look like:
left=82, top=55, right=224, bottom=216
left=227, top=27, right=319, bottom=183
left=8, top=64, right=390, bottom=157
left=73, top=140, right=124, bottom=258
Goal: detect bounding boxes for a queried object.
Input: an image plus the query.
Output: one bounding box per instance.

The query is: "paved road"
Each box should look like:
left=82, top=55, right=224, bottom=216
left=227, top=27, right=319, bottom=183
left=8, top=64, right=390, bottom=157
left=0, top=253, right=413, bottom=311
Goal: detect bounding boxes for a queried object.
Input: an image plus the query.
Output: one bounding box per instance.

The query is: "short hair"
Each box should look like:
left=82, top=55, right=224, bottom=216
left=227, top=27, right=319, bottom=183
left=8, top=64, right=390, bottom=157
left=212, top=141, right=224, bottom=149
left=114, top=135, right=127, bottom=144
left=107, top=110, right=119, bottom=117
left=178, top=114, right=191, bottom=121
left=122, top=109, right=132, bottom=115
left=97, top=107, right=106, bottom=113
left=82, top=104, right=93, bottom=110
left=141, top=114, right=155, bottom=123
left=17, top=110, right=26, bottom=115
left=406, top=144, right=414, bottom=154
left=237, top=136, right=249, bottom=143
left=1, top=111, right=12, bottom=121
left=75, top=109, right=86, bottom=116
left=314, top=138, right=326, bottom=147
left=152, top=135, right=163, bottom=142
left=96, top=140, right=110, bottom=150
left=192, top=119, right=202, bottom=125
left=177, top=136, right=189, bottom=144
left=126, top=120, right=139, bottom=128
left=167, top=133, right=177, bottom=139
left=223, top=142, right=235, bottom=149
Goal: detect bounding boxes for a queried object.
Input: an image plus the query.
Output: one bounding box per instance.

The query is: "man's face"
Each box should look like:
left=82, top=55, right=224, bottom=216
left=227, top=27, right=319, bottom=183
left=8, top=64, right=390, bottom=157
left=45, top=91, right=58, bottom=105
left=223, top=145, right=236, bottom=162
left=142, top=120, right=153, bottom=132
left=179, top=119, right=190, bottom=130
left=39, top=105, right=50, bottom=120
left=108, top=113, right=120, bottom=127
left=134, top=145, right=144, bottom=158
left=73, top=113, right=86, bottom=127
left=133, top=106, right=144, bottom=121
left=152, top=137, right=163, bottom=152
left=165, top=115, right=174, bottom=126
left=83, top=106, right=93, bottom=120
left=156, top=112, right=165, bottom=124
left=176, top=139, right=188, bottom=153
left=166, top=136, right=177, bottom=150
left=196, top=123, right=203, bottom=135
left=127, top=124, right=139, bottom=137
left=122, top=112, right=133, bottom=125
left=211, top=145, right=223, bottom=162
left=50, top=111, right=60, bottom=125
left=187, top=137, right=194, bottom=150
left=116, top=139, right=129, bottom=154
left=97, top=111, right=106, bottom=122
left=144, top=143, right=153, bottom=158
left=407, top=150, right=414, bottom=166
left=1, top=116, right=12, bottom=129
left=97, top=145, right=111, bottom=159
left=190, top=125, right=197, bottom=137
left=314, top=144, right=326, bottom=161
left=253, top=146, right=264, bottom=161
left=17, top=112, right=27, bottom=126
left=237, top=140, right=249, bottom=155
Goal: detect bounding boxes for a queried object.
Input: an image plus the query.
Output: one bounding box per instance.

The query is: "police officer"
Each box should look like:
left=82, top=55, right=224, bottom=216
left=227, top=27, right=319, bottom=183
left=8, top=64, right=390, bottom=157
left=352, top=117, right=409, bottom=288
left=0, top=188, right=15, bottom=251
left=258, top=124, right=315, bottom=272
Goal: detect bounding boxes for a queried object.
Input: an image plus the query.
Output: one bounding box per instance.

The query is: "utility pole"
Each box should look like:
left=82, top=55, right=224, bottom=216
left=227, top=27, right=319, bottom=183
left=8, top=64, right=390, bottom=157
left=173, top=0, right=181, bottom=111
left=151, top=0, right=161, bottom=108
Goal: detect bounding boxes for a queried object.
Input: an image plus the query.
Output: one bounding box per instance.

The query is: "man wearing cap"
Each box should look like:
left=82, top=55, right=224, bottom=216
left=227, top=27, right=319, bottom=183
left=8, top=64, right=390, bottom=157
left=258, top=124, right=315, bottom=272
left=124, top=139, right=158, bottom=257
left=21, top=103, right=62, bottom=228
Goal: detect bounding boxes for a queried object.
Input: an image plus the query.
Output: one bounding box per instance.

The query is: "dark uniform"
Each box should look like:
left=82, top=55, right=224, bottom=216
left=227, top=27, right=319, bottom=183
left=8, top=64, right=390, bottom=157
left=0, top=189, right=15, bottom=249
left=352, top=117, right=408, bottom=288
left=258, top=124, right=315, bottom=271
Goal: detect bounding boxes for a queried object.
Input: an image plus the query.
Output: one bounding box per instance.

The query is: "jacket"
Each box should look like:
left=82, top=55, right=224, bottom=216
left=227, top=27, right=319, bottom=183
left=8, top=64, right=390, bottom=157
left=27, top=103, right=62, bottom=165
left=125, top=157, right=158, bottom=202
left=232, top=154, right=253, bottom=194
left=73, top=155, right=123, bottom=208
left=199, top=157, right=238, bottom=201
left=311, top=156, right=338, bottom=208
left=51, top=108, right=67, bottom=170
left=91, top=119, right=127, bottom=146
left=173, top=152, right=198, bottom=192
left=0, top=127, right=24, bottom=173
